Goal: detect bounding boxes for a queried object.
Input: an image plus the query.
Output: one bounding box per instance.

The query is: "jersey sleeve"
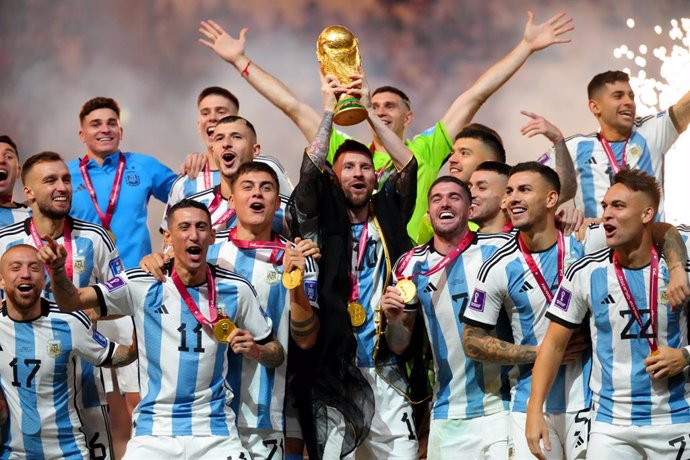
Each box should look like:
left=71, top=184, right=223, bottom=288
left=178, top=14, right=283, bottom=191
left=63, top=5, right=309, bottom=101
left=545, top=270, right=589, bottom=329
left=234, top=283, right=274, bottom=343
left=638, top=110, right=680, bottom=159
left=583, top=224, right=607, bottom=254
left=93, top=232, right=125, bottom=280
left=302, top=255, right=319, bottom=310
left=146, top=155, right=177, bottom=203
left=93, top=271, right=136, bottom=317
left=72, top=314, right=115, bottom=366
left=160, top=176, right=186, bottom=232
left=461, top=262, right=507, bottom=329
left=407, top=121, right=453, bottom=171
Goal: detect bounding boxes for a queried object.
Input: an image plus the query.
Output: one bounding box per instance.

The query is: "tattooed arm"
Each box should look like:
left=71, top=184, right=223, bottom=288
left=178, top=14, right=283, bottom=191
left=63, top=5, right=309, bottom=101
left=104, top=342, right=138, bottom=368
left=652, top=222, right=690, bottom=307
left=463, top=324, right=538, bottom=364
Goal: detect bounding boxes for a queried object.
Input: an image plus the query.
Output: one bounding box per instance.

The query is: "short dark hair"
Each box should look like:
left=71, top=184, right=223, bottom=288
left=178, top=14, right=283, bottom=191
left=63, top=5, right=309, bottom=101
left=613, top=167, right=661, bottom=213
left=475, top=160, right=512, bottom=177
left=79, top=97, right=121, bottom=123
left=230, top=161, right=280, bottom=194
left=372, top=86, right=411, bottom=109
left=587, top=70, right=630, bottom=99
left=216, top=115, right=257, bottom=138
left=454, top=124, right=506, bottom=163
left=21, top=151, right=65, bottom=184
left=509, top=161, right=561, bottom=194
left=167, top=198, right=212, bottom=225
left=332, top=139, right=372, bottom=166
left=197, top=86, right=240, bottom=112
left=0, top=135, right=19, bottom=158
left=428, top=175, right=471, bottom=204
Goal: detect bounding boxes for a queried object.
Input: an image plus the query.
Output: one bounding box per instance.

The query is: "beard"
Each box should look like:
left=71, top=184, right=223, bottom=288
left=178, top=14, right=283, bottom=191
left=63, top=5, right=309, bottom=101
left=343, top=189, right=372, bottom=212
left=5, top=287, right=41, bottom=311
left=38, top=201, right=70, bottom=220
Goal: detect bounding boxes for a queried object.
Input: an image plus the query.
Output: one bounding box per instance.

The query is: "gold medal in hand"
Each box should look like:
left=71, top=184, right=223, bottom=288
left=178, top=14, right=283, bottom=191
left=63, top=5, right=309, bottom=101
left=348, top=301, right=366, bottom=327
left=396, top=278, right=417, bottom=304
left=213, top=317, right=237, bottom=342
left=282, top=269, right=303, bottom=289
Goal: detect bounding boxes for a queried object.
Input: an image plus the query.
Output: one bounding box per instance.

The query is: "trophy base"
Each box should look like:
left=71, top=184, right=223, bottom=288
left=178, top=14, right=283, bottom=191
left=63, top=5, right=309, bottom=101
left=334, top=97, right=368, bottom=126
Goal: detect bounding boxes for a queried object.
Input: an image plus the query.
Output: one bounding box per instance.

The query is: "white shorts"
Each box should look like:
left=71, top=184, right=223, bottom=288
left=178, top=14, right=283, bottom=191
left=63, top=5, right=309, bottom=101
left=237, top=427, right=284, bottom=460
left=123, top=434, right=249, bottom=460
left=588, top=420, right=690, bottom=459
left=428, top=410, right=510, bottom=460
left=324, top=366, right=418, bottom=460
left=511, top=409, right=590, bottom=459
left=98, top=317, right=139, bottom=394
left=80, top=404, right=114, bottom=460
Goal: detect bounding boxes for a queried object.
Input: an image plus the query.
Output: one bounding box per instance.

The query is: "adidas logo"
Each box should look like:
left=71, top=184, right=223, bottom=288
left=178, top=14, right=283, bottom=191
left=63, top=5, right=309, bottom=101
left=423, top=283, right=437, bottom=294
left=519, top=281, right=533, bottom=293
left=600, top=294, right=615, bottom=305
left=586, top=157, right=597, bottom=165
left=154, top=305, right=169, bottom=314
left=75, top=184, right=87, bottom=193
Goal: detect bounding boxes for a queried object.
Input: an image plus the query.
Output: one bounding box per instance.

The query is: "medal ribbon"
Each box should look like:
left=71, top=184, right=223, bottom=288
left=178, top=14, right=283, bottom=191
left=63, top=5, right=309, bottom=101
left=349, top=220, right=369, bottom=303
left=202, top=164, right=212, bottom=190
left=613, top=247, right=659, bottom=353
left=171, top=265, right=220, bottom=327
left=228, top=227, right=284, bottom=264
left=503, top=222, right=514, bottom=233
left=207, top=187, right=236, bottom=227
left=518, top=231, right=565, bottom=304
left=368, top=143, right=392, bottom=182
left=79, top=153, right=126, bottom=230
left=29, top=219, right=73, bottom=279
left=598, top=134, right=629, bottom=175
left=395, top=230, right=475, bottom=281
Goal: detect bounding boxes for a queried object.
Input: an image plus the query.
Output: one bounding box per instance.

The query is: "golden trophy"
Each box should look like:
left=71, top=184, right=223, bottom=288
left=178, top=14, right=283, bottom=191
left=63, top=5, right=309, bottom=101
left=316, top=25, right=368, bottom=126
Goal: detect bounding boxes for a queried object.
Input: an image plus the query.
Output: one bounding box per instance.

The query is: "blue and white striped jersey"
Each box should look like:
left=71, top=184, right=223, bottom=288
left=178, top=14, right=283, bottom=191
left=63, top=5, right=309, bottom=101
left=160, top=155, right=293, bottom=232
left=394, top=232, right=512, bottom=420
left=540, top=111, right=678, bottom=217
left=0, top=203, right=31, bottom=228
left=351, top=218, right=389, bottom=368
left=208, top=234, right=318, bottom=431
left=547, top=247, right=690, bottom=426
left=0, top=300, right=114, bottom=459
left=94, top=265, right=273, bottom=437
left=462, top=230, right=601, bottom=413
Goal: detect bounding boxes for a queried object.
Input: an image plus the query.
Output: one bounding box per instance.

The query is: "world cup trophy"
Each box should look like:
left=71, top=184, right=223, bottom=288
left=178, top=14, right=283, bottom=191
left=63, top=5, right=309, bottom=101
left=316, top=25, right=368, bottom=126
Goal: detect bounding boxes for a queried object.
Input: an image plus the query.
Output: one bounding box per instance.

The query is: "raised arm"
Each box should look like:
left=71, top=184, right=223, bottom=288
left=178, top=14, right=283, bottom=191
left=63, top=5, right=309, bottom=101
left=346, top=73, right=413, bottom=171
left=652, top=222, right=690, bottom=307
left=463, top=324, right=539, bottom=364
left=37, top=238, right=101, bottom=313
left=520, top=110, right=577, bottom=204
left=441, top=11, right=574, bottom=137
left=199, top=20, right=321, bottom=142
left=670, top=90, right=690, bottom=134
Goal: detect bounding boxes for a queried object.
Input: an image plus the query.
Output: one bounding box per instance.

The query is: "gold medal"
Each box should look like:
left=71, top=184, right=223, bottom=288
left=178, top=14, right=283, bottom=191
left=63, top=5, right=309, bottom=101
left=650, top=348, right=661, bottom=356
left=348, top=301, right=366, bottom=327
left=282, top=269, right=303, bottom=289
left=396, top=278, right=417, bottom=304
left=213, top=317, right=237, bottom=342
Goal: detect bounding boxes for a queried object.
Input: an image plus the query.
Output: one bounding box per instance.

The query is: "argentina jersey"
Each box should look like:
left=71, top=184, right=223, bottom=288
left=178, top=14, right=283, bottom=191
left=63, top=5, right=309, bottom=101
left=208, top=234, right=318, bottom=431
left=462, top=231, right=592, bottom=414
left=94, top=265, right=273, bottom=437
left=352, top=218, right=388, bottom=368
left=0, top=203, right=31, bottom=228
left=395, top=232, right=512, bottom=420
left=0, top=300, right=114, bottom=459
left=541, top=111, right=678, bottom=217
left=547, top=248, right=690, bottom=426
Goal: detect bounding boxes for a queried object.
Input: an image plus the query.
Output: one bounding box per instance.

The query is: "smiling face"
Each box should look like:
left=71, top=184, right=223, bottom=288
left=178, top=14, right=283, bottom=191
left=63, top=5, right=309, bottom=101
left=448, top=137, right=494, bottom=184
left=0, top=245, right=45, bottom=314
left=231, top=170, right=280, bottom=232
left=505, top=171, right=558, bottom=232
left=589, top=80, right=637, bottom=137
left=23, top=160, right=72, bottom=219
left=0, top=142, right=20, bottom=197
left=79, top=108, right=123, bottom=157
left=371, top=91, right=412, bottom=138
left=211, top=121, right=259, bottom=178
left=333, top=151, right=377, bottom=212
left=198, top=94, right=238, bottom=150
left=428, top=180, right=471, bottom=239
left=164, top=206, right=216, bottom=273
left=468, top=169, right=507, bottom=225
left=601, top=183, right=654, bottom=249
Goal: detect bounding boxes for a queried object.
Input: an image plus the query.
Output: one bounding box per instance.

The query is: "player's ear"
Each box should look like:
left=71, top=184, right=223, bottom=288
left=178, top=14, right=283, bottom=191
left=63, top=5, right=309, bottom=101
left=641, top=206, right=655, bottom=224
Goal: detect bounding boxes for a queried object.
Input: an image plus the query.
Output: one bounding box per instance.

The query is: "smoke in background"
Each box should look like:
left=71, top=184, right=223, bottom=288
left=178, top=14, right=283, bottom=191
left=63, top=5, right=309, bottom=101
left=1, top=0, right=688, bottom=242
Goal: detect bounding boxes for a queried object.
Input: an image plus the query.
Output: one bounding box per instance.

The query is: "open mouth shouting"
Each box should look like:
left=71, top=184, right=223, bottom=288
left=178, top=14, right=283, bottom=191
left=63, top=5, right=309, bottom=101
left=603, top=223, right=617, bottom=238
left=249, top=201, right=265, bottom=213
left=221, top=150, right=237, bottom=169
left=0, top=169, right=8, bottom=183
left=186, top=245, right=203, bottom=263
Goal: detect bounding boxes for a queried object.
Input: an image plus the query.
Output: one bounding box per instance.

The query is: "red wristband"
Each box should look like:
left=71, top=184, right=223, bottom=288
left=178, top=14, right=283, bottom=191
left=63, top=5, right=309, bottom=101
left=253, top=346, right=261, bottom=360
left=241, top=60, right=252, bottom=78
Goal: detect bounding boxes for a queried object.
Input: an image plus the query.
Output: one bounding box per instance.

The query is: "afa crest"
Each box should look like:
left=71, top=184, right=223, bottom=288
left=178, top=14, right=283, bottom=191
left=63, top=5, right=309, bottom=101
left=74, top=256, right=86, bottom=274
left=126, top=173, right=140, bottom=186
left=47, top=339, right=62, bottom=358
